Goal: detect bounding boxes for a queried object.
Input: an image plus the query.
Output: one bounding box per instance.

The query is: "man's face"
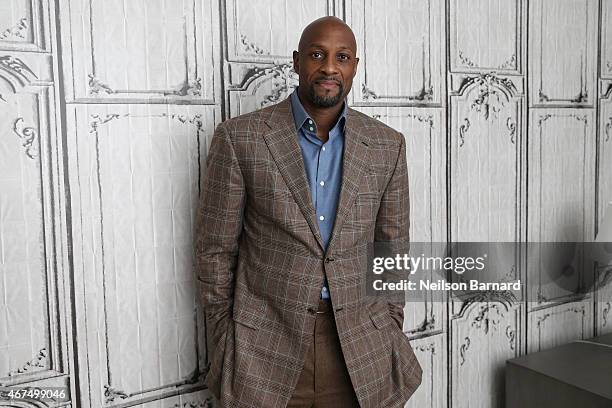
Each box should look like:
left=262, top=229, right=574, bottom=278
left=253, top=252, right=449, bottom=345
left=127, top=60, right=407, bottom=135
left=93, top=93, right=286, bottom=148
left=292, top=23, right=359, bottom=108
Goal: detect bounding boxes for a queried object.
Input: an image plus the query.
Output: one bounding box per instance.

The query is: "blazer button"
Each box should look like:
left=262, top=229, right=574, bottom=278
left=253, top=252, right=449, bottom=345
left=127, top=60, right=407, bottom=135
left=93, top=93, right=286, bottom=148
left=324, top=257, right=335, bottom=263
left=307, top=307, right=317, bottom=314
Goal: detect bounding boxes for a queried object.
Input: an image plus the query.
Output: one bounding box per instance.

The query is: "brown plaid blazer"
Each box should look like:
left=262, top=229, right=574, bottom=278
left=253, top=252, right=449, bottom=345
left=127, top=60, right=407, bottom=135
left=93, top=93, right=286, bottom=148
left=194, top=96, right=422, bottom=408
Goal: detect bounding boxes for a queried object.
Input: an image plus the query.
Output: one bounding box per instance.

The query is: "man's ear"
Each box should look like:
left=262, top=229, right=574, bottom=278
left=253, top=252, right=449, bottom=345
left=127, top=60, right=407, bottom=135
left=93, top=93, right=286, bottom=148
left=292, top=50, right=299, bottom=73
left=353, top=56, right=360, bottom=77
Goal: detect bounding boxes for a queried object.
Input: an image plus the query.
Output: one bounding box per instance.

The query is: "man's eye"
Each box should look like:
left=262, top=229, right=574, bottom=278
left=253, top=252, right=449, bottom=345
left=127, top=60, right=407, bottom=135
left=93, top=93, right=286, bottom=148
left=338, top=54, right=350, bottom=61
left=312, top=52, right=323, bottom=59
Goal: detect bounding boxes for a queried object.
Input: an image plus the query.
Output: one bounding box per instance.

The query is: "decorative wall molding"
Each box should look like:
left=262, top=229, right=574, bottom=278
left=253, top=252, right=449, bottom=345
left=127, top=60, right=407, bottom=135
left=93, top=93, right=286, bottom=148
left=453, top=74, right=520, bottom=147
left=451, top=0, right=523, bottom=73
left=13, top=117, right=39, bottom=159
left=538, top=55, right=588, bottom=103
left=6, top=348, right=48, bottom=377
left=0, top=55, right=38, bottom=89
left=457, top=51, right=517, bottom=72
left=459, top=337, right=470, bottom=365
left=239, top=33, right=268, bottom=56
left=170, top=398, right=214, bottom=408
left=80, top=107, right=206, bottom=404
left=603, top=302, right=611, bottom=327
left=224, top=0, right=334, bottom=63
left=530, top=0, right=596, bottom=106
left=60, top=0, right=218, bottom=102
left=458, top=118, right=470, bottom=147
left=87, top=74, right=203, bottom=97
left=457, top=50, right=476, bottom=68
left=348, top=0, right=442, bottom=105
left=227, top=62, right=299, bottom=116
left=361, top=82, right=434, bottom=102
left=531, top=303, right=590, bottom=352
left=0, top=17, right=28, bottom=40
left=505, top=326, right=516, bottom=350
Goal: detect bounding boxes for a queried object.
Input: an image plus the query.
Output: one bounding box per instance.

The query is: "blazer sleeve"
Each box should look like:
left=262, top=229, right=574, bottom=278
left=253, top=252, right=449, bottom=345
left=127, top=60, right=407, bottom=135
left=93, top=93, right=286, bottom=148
left=194, top=121, right=246, bottom=360
left=373, top=132, right=410, bottom=330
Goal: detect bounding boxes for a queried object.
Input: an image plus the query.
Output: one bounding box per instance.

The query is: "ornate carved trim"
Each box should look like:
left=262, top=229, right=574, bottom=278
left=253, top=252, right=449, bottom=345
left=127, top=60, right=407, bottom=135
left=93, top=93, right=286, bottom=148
left=407, top=314, right=436, bottom=336
left=87, top=74, right=203, bottom=97
left=457, top=51, right=516, bottom=71
left=539, top=88, right=587, bottom=104
left=6, top=348, right=47, bottom=377
left=605, top=117, right=612, bottom=143
left=498, top=54, right=517, bottom=70
left=506, top=326, right=516, bottom=350
left=603, top=302, right=611, bottom=327
left=537, top=113, right=588, bottom=128
left=538, top=53, right=588, bottom=103
left=231, top=62, right=298, bottom=108
left=104, top=385, right=128, bottom=403
left=88, top=74, right=113, bottom=95
left=459, top=337, right=470, bottom=366
left=370, top=113, right=435, bottom=129
left=170, top=398, right=214, bottom=408
left=458, top=118, right=470, bottom=147
left=456, top=74, right=517, bottom=99
left=0, top=55, right=37, bottom=88
left=361, top=83, right=434, bottom=102
left=457, top=50, right=476, bottom=68
left=13, top=118, right=38, bottom=159
left=0, top=17, right=28, bottom=40
left=416, top=343, right=436, bottom=354
left=507, top=116, right=517, bottom=144
left=169, top=78, right=202, bottom=96
left=471, top=303, right=508, bottom=334
left=240, top=33, right=268, bottom=56
left=89, top=113, right=203, bottom=133
left=536, top=306, right=586, bottom=331
left=455, top=290, right=516, bottom=319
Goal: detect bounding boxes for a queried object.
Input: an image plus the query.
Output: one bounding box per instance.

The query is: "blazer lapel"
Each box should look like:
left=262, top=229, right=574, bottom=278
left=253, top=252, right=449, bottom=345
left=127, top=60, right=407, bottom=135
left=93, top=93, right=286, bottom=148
left=326, top=112, right=371, bottom=255
left=262, top=99, right=371, bottom=256
left=263, top=98, right=326, bottom=252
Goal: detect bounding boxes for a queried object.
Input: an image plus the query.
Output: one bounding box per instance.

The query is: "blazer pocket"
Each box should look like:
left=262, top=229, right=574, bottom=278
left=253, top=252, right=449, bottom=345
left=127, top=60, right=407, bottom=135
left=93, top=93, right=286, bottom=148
left=232, top=310, right=261, bottom=331
left=369, top=308, right=394, bottom=330
left=357, top=191, right=380, bottom=200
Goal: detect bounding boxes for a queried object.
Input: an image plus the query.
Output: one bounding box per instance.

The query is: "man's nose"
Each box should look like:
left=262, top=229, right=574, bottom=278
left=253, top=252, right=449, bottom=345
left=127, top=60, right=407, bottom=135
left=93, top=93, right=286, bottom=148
left=320, top=56, right=340, bottom=75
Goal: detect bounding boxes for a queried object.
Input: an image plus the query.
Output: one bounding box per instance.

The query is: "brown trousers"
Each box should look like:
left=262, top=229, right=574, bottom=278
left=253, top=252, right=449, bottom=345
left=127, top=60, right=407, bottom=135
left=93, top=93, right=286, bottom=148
left=287, top=298, right=360, bottom=408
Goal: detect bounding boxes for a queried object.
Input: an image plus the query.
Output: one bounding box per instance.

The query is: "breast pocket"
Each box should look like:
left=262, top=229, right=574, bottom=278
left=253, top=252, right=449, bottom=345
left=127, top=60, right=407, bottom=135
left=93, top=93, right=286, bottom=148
left=251, top=169, right=301, bottom=223
left=353, top=172, right=382, bottom=225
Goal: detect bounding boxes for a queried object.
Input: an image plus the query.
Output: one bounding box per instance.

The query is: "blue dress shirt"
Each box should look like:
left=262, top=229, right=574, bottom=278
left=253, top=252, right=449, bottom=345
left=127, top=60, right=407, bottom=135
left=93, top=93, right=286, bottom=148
left=289, top=88, right=347, bottom=299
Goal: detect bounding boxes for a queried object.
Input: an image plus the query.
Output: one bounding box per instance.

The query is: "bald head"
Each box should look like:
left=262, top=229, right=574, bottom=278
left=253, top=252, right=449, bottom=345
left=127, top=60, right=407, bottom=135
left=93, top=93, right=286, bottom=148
left=293, top=17, right=359, bottom=109
left=298, top=16, right=357, bottom=54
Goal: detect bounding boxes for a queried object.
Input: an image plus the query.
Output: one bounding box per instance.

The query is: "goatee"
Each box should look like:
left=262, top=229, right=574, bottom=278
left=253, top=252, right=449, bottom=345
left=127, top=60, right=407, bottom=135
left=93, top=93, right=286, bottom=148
left=307, top=82, right=344, bottom=108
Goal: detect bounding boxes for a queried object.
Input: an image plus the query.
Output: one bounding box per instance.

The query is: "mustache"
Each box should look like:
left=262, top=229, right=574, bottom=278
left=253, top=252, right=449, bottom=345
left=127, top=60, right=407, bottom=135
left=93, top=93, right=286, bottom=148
left=315, top=77, right=342, bottom=84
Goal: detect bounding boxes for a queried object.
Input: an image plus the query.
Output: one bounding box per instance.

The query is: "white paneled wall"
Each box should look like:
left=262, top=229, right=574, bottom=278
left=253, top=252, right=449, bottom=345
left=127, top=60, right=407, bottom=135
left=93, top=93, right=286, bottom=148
left=0, top=0, right=611, bottom=407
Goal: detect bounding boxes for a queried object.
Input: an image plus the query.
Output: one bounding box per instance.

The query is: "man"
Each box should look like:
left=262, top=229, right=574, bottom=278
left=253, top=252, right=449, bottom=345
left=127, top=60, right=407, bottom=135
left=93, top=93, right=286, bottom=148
left=195, top=16, right=422, bottom=408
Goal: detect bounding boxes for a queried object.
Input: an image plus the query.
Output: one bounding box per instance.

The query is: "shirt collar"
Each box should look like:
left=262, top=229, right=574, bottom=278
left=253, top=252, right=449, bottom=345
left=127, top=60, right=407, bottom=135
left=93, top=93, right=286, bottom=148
left=290, top=87, right=347, bottom=134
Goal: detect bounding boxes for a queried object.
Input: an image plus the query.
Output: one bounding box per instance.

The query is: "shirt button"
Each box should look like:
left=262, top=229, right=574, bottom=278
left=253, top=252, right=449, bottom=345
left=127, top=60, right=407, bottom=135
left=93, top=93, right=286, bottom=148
left=322, top=287, right=328, bottom=292
left=320, top=181, right=325, bottom=186
left=308, top=119, right=313, bottom=125
left=322, top=146, right=326, bottom=151
left=319, top=215, right=325, bottom=221
left=309, top=127, right=314, bottom=132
